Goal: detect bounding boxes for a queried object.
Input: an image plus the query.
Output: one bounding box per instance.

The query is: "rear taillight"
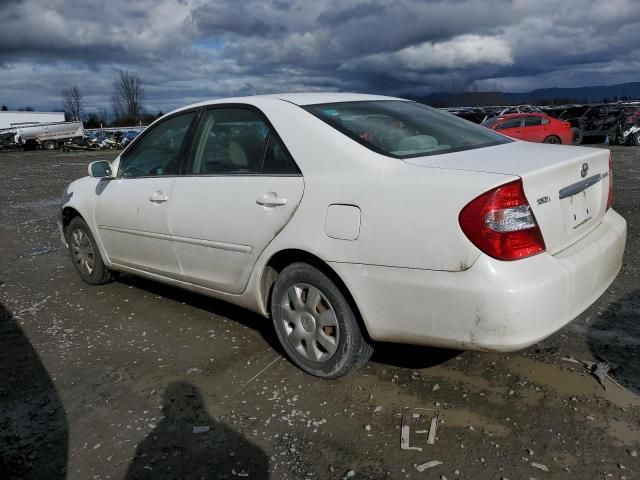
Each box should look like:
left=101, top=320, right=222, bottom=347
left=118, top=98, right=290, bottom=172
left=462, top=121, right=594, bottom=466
left=459, top=179, right=546, bottom=261
left=606, top=152, right=613, bottom=210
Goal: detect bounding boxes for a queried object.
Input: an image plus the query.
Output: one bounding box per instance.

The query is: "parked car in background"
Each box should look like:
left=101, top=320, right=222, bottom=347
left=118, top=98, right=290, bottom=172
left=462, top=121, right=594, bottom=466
left=482, top=113, right=573, bottom=144
left=611, top=108, right=640, bottom=146
left=60, top=93, right=625, bottom=378
left=546, top=104, right=623, bottom=144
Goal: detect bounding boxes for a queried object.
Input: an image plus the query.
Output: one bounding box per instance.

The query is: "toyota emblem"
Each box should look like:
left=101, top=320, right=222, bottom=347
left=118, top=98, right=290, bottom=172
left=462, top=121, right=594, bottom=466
left=580, top=163, right=589, bottom=178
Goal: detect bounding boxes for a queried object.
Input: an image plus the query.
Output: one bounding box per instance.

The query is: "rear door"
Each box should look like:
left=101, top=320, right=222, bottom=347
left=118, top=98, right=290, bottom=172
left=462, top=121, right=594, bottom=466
left=494, top=117, right=524, bottom=140
left=168, top=106, right=304, bottom=294
left=93, top=111, right=197, bottom=278
left=522, top=115, right=545, bottom=142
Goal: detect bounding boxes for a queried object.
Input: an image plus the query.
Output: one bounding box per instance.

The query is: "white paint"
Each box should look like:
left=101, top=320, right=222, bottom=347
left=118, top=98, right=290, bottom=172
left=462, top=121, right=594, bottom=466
left=325, top=204, right=361, bottom=241
left=61, top=93, right=627, bottom=352
left=0, top=111, right=64, bottom=129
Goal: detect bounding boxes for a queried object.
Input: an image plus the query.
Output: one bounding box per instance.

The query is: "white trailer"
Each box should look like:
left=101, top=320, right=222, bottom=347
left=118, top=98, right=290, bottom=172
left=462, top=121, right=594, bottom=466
left=0, top=111, right=65, bottom=129
left=13, top=121, right=84, bottom=149
left=0, top=121, right=84, bottom=150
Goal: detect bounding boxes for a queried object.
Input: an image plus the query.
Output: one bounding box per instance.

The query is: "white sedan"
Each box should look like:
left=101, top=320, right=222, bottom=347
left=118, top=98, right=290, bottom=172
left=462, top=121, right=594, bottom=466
left=59, top=93, right=627, bottom=378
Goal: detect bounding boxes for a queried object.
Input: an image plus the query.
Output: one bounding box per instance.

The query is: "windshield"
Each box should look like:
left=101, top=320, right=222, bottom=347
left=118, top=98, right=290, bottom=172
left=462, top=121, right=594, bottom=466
left=304, top=100, right=511, bottom=158
left=481, top=117, right=501, bottom=128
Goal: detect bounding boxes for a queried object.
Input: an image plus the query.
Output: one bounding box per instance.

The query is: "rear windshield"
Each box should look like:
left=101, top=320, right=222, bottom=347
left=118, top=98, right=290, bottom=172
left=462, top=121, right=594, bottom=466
left=304, top=100, right=511, bottom=158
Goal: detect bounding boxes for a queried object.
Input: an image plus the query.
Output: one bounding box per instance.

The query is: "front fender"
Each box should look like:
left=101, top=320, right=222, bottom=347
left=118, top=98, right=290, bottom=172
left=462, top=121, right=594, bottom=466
left=60, top=176, right=112, bottom=267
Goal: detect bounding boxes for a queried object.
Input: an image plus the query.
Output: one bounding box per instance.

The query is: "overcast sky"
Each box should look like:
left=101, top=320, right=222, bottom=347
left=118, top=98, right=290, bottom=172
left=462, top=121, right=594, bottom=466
left=1, top=0, right=639, bottom=114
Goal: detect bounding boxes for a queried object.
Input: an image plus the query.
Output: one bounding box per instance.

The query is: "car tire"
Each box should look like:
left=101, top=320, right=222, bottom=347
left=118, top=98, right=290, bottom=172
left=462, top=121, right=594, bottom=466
left=43, top=140, right=56, bottom=150
left=67, top=217, right=113, bottom=285
left=634, top=132, right=640, bottom=147
left=543, top=135, right=561, bottom=144
left=571, top=127, right=583, bottom=145
left=271, top=262, right=374, bottom=378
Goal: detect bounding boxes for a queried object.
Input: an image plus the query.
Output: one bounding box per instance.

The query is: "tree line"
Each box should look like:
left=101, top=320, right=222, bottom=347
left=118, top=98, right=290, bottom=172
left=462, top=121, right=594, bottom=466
left=60, top=70, right=162, bottom=128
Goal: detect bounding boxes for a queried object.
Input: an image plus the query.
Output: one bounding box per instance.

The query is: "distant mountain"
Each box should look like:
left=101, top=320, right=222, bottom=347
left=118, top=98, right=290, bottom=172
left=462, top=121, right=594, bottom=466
left=412, top=82, right=640, bottom=107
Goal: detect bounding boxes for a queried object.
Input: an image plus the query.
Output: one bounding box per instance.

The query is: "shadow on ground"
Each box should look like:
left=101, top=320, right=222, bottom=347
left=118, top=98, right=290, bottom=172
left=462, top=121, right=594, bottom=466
left=371, top=342, right=460, bottom=369
left=0, top=303, right=68, bottom=479
left=117, top=274, right=458, bottom=372
left=588, top=289, right=640, bottom=395
left=124, top=381, right=269, bottom=480
left=117, top=274, right=283, bottom=354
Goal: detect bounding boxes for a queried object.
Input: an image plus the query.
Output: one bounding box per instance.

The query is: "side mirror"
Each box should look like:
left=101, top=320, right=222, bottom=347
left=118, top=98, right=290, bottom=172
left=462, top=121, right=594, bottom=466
left=88, top=160, right=113, bottom=178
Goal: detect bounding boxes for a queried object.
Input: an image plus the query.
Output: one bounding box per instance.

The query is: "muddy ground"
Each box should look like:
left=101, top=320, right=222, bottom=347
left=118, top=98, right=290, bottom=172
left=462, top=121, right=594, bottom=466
left=0, top=145, right=639, bottom=480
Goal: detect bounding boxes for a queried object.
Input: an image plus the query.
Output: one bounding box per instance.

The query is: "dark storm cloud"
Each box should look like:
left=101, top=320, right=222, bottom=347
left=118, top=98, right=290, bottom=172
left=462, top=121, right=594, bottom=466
left=316, top=2, right=387, bottom=26
left=0, top=0, right=639, bottom=113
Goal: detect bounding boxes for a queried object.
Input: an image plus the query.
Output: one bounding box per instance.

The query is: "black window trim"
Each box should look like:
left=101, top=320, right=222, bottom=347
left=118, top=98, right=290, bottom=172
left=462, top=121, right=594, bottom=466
left=496, top=117, right=524, bottom=130
left=116, top=107, right=203, bottom=179
left=301, top=100, right=511, bottom=160
left=181, top=103, right=302, bottom=177
left=523, top=115, right=544, bottom=127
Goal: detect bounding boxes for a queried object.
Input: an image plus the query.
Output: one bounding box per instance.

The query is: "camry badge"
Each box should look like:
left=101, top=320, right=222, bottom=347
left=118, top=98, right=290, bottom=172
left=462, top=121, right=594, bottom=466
left=580, top=163, right=589, bottom=178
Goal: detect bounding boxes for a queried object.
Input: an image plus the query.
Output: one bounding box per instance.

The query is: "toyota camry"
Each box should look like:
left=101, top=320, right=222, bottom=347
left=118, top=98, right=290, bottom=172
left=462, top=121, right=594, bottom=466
left=59, top=93, right=627, bottom=378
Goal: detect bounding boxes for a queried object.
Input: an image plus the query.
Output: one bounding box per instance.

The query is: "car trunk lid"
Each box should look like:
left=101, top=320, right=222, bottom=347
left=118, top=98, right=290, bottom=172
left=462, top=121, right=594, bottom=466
left=404, top=141, right=611, bottom=255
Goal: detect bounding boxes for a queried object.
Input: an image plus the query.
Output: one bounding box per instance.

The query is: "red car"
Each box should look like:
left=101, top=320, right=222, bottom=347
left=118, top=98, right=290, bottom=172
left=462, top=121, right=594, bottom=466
left=482, top=113, right=573, bottom=145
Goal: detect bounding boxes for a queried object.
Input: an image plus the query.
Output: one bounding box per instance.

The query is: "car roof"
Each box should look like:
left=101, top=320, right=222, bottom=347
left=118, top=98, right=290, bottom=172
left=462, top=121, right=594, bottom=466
left=266, top=92, right=403, bottom=105
left=498, top=112, right=549, bottom=119
left=173, top=92, right=405, bottom=114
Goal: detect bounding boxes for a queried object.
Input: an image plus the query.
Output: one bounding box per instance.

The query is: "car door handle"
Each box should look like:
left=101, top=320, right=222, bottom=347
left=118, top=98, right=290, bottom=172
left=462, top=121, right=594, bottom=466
left=256, top=193, right=287, bottom=207
left=149, top=191, right=169, bottom=203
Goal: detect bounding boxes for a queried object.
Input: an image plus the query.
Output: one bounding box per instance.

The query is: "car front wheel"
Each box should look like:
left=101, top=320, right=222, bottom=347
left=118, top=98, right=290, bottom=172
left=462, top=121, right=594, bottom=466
left=271, top=262, right=373, bottom=378
left=67, top=217, right=113, bottom=285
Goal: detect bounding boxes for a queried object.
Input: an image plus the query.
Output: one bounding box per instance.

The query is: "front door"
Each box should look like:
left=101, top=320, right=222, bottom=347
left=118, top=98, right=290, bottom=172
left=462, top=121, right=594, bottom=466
left=168, top=107, right=304, bottom=294
left=94, top=111, right=196, bottom=278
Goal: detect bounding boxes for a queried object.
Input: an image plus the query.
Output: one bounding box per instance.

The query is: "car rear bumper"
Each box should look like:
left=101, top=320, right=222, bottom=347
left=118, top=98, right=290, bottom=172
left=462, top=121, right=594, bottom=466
left=559, top=130, right=573, bottom=144
left=330, top=209, right=626, bottom=351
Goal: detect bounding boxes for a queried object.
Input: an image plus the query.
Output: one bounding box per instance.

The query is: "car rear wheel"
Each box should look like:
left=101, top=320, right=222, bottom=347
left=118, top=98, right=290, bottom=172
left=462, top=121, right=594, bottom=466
left=571, top=127, right=583, bottom=145
left=271, top=262, right=374, bottom=378
left=634, top=132, right=640, bottom=146
left=67, top=217, right=112, bottom=285
left=43, top=140, right=56, bottom=150
left=543, top=135, right=561, bottom=144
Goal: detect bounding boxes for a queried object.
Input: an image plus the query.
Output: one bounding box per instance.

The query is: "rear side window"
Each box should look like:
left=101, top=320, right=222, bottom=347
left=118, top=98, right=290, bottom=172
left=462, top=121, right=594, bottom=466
left=119, top=112, right=195, bottom=177
left=188, top=108, right=300, bottom=175
left=304, top=100, right=510, bottom=158
left=524, top=117, right=543, bottom=127
left=190, top=109, right=268, bottom=175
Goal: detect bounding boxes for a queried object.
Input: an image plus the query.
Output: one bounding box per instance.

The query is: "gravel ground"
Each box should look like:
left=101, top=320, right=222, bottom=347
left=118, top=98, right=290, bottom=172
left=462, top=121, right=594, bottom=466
left=0, top=146, right=639, bottom=480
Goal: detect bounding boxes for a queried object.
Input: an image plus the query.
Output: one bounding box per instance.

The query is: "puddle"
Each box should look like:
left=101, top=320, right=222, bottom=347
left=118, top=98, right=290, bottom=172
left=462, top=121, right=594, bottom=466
left=26, top=246, right=57, bottom=257
left=426, top=365, right=493, bottom=390
left=606, top=419, right=640, bottom=445
left=14, top=198, right=59, bottom=219
left=505, top=356, right=640, bottom=408
left=440, top=408, right=511, bottom=437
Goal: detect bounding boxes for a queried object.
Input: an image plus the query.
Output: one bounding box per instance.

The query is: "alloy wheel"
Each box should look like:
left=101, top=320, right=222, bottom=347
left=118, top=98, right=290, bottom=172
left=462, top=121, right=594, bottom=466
left=70, top=228, right=95, bottom=275
left=279, top=283, right=339, bottom=362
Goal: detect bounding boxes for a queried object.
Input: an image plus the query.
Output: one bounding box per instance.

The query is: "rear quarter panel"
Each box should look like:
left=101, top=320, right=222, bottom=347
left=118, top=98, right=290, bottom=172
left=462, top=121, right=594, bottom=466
left=254, top=99, right=515, bottom=272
